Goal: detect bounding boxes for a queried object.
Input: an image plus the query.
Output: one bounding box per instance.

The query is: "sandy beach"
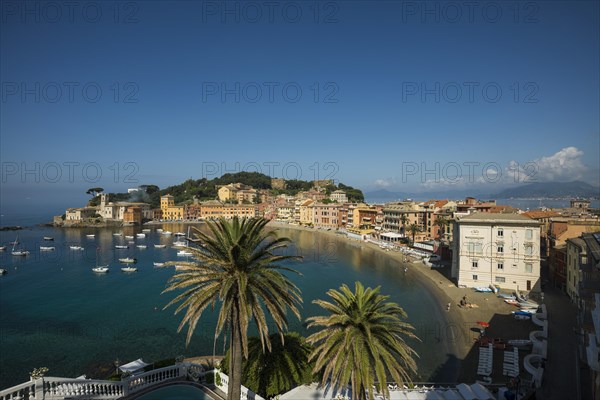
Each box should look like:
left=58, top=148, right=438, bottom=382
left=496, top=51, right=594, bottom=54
left=268, top=222, right=536, bottom=384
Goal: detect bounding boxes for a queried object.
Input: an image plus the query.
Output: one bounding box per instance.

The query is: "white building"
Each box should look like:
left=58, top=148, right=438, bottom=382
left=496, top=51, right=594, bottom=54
left=451, top=213, right=541, bottom=292
left=330, top=190, right=348, bottom=203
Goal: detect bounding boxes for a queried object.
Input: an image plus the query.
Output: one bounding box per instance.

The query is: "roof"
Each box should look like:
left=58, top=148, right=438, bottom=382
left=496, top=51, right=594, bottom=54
left=458, top=212, right=539, bottom=225
left=522, top=210, right=562, bottom=219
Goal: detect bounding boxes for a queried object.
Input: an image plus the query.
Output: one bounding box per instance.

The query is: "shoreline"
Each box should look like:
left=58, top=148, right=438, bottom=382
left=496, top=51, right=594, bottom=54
left=268, top=222, right=522, bottom=383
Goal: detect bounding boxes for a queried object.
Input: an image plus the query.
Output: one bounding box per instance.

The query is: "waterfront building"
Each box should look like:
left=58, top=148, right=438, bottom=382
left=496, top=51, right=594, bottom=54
left=298, top=199, right=315, bottom=225
left=311, top=203, right=342, bottom=229
left=452, top=212, right=542, bottom=292
left=160, top=194, right=185, bottom=220
left=65, top=207, right=98, bottom=221
left=330, top=190, right=348, bottom=203
left=216, top=183, right=257, bottom=204
left=199, top=201, right=257, bottom=219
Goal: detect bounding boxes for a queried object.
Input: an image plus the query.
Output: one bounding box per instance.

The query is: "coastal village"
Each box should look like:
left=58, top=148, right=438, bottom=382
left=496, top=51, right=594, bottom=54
left=53, top=177, right=600, bottom=398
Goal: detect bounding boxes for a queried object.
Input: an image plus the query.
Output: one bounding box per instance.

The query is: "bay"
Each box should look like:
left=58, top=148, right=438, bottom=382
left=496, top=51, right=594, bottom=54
left=0, top=224, right=454, bottom=389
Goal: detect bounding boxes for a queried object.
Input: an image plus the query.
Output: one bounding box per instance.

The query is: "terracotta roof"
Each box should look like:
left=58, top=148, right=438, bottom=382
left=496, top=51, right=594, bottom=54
left=522, top=211, right=562, bottom=219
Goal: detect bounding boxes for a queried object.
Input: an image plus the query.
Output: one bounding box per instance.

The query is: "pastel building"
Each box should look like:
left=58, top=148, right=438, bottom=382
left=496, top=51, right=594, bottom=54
left=452, top=213, right=542, bottom=292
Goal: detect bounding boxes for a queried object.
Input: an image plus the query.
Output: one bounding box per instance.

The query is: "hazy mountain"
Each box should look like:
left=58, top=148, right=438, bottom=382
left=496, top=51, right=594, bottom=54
left=491, top=181, right=599, bottom=199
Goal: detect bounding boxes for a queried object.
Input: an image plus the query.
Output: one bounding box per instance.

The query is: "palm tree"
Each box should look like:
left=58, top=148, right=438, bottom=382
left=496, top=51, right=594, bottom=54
left=306, top=282, right=418, bottom=400
left=434, top=215, right=449, bottom=241
left=163, top=217, right=302, bottom=400
left=407, top=223, right=420, bottom=245
left=221, top=332, right=314, bottom=398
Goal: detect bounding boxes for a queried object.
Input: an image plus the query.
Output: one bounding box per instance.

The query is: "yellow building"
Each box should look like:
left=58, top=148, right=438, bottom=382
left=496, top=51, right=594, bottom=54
left=217, top=183, right=257, bottom=204
left=160, top=194, right=184, bottom=220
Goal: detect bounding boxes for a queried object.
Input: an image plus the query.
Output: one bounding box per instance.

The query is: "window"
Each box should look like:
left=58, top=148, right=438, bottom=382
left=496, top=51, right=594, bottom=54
left=526, top=229, right=533, bottom=240
left=498, top=229, right=503, bottom=237
left=497, top=263, right=504, bottom=270
left=472, top=261, right=479, bottom=269
left=497, top=246, right=504, bottom=253
left=525, top=246, right=533, bottom=256
left=495, top=276, right=506, bottom=283
left=473, top=275, right=478, bottom=281
left=475, top=242, right=483, bottom=254
left=525, top=263, right=533, bottom=273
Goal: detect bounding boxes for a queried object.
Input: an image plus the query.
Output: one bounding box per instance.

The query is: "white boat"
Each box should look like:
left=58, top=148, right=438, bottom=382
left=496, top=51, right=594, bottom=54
left=173, top=240, right=186, bottom=247
left=86, top=234, right=95, bottom=238
left=153, top=262, right=165, bottom=267
left=70, top=246, right=84, bottom=251
left=125, top=235, right=134, bottom=240
left=0, top=269, right=7, bottom=275
left=115, top=245, right=129, bottom=249
left=113, top=233, right=123, bottom=237
left=10, top=234, right=28, bottom=256
left=136, top=233, right=146, bottom=238
left=136, top=245, right=147, bottom=249
left=154, top=244, right=167, bottom=248
left=162, top=231, right=172, bottom=236
left=0, top=246, right=6, bottom=251
left=156, top=229, right=163, bottom=233
left=119, top=257, right=137, bottom=264
left=175, top=265, right=187, bottom=270
left=121, top=266, right=138, bottom=272
left=92, top=250, right=109, bottom=273
left=142, top=229, right=151, bottom=233
left=177, top=250, right=193, bottom=257
left=40, top=246, right=55, bottom=251
left=43, top=237, right=54, bottom=241
left=174, top=232, right=186, bottom=236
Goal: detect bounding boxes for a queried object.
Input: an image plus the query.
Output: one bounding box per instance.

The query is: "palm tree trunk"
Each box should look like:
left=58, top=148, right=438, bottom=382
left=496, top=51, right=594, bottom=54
left=228, top=307, right=243, bottom=400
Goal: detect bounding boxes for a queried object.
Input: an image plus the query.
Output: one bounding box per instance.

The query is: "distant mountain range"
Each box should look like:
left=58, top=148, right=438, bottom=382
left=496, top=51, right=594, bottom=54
left=365, top=181, right=599, bottom=202
left=490, top=181, right=599, bottom=199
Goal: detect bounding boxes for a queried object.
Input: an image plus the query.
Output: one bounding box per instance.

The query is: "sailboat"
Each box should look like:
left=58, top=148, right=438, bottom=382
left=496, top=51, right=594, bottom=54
left=11, top=234, right=29, bottom=256
left=92, top=248, right=109, bottom=273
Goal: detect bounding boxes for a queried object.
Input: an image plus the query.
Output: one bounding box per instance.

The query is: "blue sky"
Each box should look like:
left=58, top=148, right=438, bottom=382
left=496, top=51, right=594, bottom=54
left=1, top=0, right=599, bottom=212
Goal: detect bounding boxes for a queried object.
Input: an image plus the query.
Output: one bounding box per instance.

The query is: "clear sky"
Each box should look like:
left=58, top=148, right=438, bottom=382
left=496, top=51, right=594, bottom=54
left=1, top=0, right=599, bottom=212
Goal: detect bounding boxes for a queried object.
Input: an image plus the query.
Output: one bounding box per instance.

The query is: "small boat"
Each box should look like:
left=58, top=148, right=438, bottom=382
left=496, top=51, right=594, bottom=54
left=153, top=262, right=165, bottom=267
left=115, top=245, right=129, bottom=249
left=136, top=245, right=147, bottom=249
left=43, top=237, right=54, bottom=241
left=86, top=234, right=95, bottom=239
left=113, top=233, right=123, bottom=237
left=128, top=241, right=135, bottom=244
left=40, top=246, right=55, bottom=251
left=474, top=287, right=493, bottom=293
left=514, top=314, right=530, bottom=320
left=162, top=231, right=172, bottom=236
left=121, top=266, right=138, bottom=272
left=136, top=233, right=146, bottom=238
left=177, top=250, right=193, bottom=257
left=0, top=269, right=7, bottom=275
left=119, top=257, right=137, bottom=264
left=142, top=229, right=151, bottom=233
left=174, top=232, right=186, bottom=236
left=125, top=235, right=134, bottom=240
left=11, top=235, right=29, bottom=256
left=498, top=294, right=517, bottom=300
left=70, top=246, right=84, bottom=250
left=173, top=240, right=186, bottom=247
left=92, top=266, right=109, bottom=273
left=519, top=301, right=539, bottom=308
left=513, top=310, right=535, bottom=316
left=0, top=246, right=6, bottom=251
left=156, top=228, right=163, bottom=233
left=504, top=299, right=519, bottom=305
left=508, top=339, right=532, bottom=347
left=154, top=244, right=166, bottom=248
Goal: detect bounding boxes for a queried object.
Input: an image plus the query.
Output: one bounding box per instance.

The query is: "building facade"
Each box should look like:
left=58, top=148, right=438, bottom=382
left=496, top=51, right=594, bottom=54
left=452, top=213, right=542, bottom=292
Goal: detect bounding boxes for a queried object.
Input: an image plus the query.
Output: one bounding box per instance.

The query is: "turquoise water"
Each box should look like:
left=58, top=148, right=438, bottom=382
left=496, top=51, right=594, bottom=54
left=0, top=224, right=455, bottom=389
left=135, top=384, right=211, bottom=400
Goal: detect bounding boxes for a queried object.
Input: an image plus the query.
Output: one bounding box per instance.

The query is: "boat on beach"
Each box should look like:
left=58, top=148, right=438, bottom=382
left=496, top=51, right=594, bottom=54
left=474, top=287, right=493, bottom=293
left=504, top=299, right=519, bottom=305
left=498, top=293, right=516, bottom=300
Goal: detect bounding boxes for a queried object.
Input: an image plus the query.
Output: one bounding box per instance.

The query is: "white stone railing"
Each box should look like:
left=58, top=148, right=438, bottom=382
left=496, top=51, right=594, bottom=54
left=0, top=363, right=204, bottom=400
left=214, top=370, right=264, bottom=400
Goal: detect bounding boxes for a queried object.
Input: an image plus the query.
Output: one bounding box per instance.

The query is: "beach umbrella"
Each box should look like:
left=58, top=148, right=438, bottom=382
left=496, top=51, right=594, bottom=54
left=477, top=321, right=490, bottom=328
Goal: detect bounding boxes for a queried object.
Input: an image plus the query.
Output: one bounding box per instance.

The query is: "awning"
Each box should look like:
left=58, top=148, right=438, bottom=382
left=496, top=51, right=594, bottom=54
left=118, top=358, right=149, bottom=373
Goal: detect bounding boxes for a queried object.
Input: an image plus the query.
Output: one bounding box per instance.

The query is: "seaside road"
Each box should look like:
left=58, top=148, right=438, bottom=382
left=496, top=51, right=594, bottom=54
left=541, top=286, right=580, bottom=400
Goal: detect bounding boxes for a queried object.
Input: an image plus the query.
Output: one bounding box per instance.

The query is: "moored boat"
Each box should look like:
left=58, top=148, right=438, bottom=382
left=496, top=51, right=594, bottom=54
left=136, top=245, right=147, bottom=249
left=113, top=233, right=123, bottom=237
left=136, top=233, right=146, bottom=238
left=92, top=266, right=109, bottom=273
left=173, top=240, right=186, bottom=247
left=11, top=234, right=29, bottom=256
left=153, top=262, right=165, bottom=267
left=0, top=246, right=6, bottom=251
left=142, top=229, right=151, bottom=233
left=154, top=244, right=166, bottom=248
left=70, top=246, right=84, bottom=250
left=162, top=231, right=172, bottom=236
left=119, top=257, right=137, bottom=264
left=177, top=250, right=193, bottom=257
left=121, top=266, right=138, bottom=272
left=40, top=246, right=55, bottom=251
left=115, top=245, right=129, bottom=249
left=0, top=268, right=7, bottom=275
left=43, top=237, right=54, bottom=241
left=86, top=234, right=95, bottom=239
left=125, top=235, right=134, bottom=240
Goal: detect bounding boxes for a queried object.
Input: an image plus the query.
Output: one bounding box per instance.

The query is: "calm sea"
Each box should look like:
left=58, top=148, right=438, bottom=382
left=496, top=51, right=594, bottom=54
left=0, top=224, right=456, bottom=389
